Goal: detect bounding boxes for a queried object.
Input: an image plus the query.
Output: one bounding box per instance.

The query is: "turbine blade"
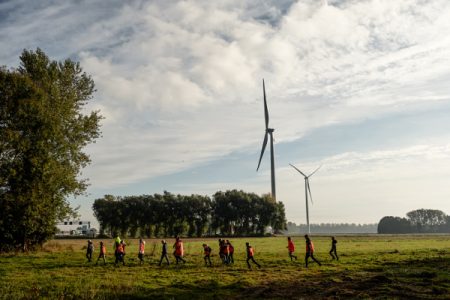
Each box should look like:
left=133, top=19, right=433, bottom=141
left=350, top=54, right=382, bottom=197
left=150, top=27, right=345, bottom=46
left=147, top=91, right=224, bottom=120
left=257, top=133, right=269, bottom=171
left=289, top=163, right=307, bottom=177
left=307, top=179, right=313, bottom=204
left=263, top=79, right=269, bottom=129
left=308, top=165, right=322, bottom=177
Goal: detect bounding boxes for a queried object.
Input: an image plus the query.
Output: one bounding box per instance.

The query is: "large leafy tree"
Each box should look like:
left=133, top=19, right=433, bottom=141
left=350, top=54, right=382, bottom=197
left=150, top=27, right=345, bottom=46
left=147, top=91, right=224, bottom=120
left=0, top=49, right=102, bottom=251
left=406, top=209, right=447, bottom=233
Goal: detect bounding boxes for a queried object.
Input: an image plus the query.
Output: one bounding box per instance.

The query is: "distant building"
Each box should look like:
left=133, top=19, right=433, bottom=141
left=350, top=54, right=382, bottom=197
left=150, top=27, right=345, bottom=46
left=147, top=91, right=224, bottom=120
left=56, top=220, right=97, bottom=237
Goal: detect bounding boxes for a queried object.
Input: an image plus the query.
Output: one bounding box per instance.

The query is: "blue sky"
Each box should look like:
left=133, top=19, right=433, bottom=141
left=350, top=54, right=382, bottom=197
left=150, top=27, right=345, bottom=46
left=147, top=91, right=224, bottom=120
left=1, top=0, right=450, bottom=227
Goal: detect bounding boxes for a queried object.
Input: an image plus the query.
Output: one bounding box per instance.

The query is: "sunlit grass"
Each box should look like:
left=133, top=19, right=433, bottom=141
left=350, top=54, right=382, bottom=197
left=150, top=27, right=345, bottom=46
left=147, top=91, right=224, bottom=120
left=1, top=235, right=449, bottom=299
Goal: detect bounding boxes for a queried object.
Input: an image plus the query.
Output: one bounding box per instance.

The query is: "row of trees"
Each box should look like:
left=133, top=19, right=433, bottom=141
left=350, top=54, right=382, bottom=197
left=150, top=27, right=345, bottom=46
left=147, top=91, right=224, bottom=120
left=286, top=222, right=377, bottom=234
left=93, top=190, right=287, bottom=238
left=378, top=209, right=450, bottom=233
left=1, top=49, right=102, bottom=252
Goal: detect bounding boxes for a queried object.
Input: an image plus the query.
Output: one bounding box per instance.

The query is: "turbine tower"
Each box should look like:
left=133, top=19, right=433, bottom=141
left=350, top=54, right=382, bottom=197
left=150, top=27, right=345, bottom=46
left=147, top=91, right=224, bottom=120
left=289, top=164, right=321, bottom=234
left=257, top=79, right=276, bottom=201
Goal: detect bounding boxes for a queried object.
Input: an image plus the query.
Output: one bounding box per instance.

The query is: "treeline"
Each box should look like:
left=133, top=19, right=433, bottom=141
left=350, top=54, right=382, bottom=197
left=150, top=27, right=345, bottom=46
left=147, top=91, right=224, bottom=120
left=378, top=209, right=450, bottom=233
left=92, top=190, right=287, bottom=238
left=286, top=222, right=377, bottom=234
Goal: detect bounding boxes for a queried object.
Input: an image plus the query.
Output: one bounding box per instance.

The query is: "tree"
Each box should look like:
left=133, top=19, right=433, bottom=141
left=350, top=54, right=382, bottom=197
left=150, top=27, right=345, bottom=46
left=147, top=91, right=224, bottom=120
left=406, top=209, right=447, bottom=233
left=377, top=216, right=412, bottom=234
left=0, top=49, right=102, bottom=251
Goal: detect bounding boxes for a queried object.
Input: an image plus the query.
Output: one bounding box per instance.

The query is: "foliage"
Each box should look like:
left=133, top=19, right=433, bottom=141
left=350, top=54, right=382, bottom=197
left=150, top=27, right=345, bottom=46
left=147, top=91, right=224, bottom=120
left=0, top=49, right=102, bottom=251
left=378, top=216, right=413, bottom=234
left=406, top=209, right=448, bottom=233
left=92, top=190, right=287, bottom=237
left=286, top=222, right=378, bottom=234
left=377, top=209, right=449, bottom=234
left=0, top=236, right=449, bottom=299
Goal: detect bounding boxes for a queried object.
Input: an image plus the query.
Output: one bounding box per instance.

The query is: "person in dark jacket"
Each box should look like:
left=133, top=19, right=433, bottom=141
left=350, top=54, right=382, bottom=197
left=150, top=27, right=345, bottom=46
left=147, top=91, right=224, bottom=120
left=86, top=240, right=94, bottom=262
left=329, top=236, right=338, bottom=260
left=158, top=240, right=170, bottom=266
left=202, top=243, right=212, bottom=266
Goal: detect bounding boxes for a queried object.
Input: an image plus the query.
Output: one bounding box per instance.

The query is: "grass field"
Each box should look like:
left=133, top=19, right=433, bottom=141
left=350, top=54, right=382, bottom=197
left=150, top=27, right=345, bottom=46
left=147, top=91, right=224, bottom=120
left=1, top=235, right=449, bottom=299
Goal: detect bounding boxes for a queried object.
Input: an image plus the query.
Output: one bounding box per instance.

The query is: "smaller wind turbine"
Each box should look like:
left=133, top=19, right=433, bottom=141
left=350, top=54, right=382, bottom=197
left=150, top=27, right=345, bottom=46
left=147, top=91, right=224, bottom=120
left=290, top=164, right=321, bottom=234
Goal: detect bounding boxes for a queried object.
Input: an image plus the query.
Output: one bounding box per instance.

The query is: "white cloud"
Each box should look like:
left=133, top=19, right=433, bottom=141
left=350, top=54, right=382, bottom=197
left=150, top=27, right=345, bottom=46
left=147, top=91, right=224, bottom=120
left=2, top=0, right=450, bottom=222
left=279, top=143, right=450, bottom=223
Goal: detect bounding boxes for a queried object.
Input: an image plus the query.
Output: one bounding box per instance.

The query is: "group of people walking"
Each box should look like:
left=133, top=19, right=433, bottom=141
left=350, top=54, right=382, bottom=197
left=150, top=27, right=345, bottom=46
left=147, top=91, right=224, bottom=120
left=86, top=235, right=339, bottom=269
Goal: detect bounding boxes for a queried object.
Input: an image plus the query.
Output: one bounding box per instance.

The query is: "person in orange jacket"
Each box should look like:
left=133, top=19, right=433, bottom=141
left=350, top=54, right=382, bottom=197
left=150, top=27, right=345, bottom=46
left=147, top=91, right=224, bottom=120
left=115, top=240, right=126, bottom=266
left=202, top=243, right=212, bottom=267
left=246, top=242, right=261, bottom=269
left=287, top=237, right=297, bottom=261
left=173, top=236, right=186, bottom=264
left=96, top=241, right=106, bottom=265
left=304, top=235, right=321, bottom=268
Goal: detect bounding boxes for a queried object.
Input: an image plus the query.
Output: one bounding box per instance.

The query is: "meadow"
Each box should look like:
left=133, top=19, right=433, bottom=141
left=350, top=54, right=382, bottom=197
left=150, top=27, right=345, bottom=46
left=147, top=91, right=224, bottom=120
left=0, top=235, right=449, bottom=299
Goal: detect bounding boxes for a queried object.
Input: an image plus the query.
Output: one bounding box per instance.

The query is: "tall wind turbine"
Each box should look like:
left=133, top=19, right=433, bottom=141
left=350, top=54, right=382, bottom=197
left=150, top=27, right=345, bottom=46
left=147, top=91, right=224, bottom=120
left=257, top=79, right=276, bottom=201
left=289, top=164, right=321, bottom=234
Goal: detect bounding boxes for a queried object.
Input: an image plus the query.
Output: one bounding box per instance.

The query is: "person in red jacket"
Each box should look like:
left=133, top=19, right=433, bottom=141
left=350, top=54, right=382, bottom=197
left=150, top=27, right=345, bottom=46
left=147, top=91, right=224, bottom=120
left=304, top=235, right=321, bottom=268
left=246, top=242, right=261, bottom=269
left=202, top=243, right=212, bottom=267
left=173, top=236, right=186, bottom=264
left=287, top=237, right=297, bottom=261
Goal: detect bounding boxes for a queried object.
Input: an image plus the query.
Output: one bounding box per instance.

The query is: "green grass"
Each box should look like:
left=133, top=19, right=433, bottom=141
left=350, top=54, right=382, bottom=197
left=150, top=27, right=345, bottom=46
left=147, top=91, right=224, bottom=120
left=1, top=235, right=449, bottom=299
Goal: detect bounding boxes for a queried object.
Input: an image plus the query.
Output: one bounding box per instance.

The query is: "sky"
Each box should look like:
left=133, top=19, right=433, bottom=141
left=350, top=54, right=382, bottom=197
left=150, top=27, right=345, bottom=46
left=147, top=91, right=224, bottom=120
left=1, top=0, right=450, bottom=227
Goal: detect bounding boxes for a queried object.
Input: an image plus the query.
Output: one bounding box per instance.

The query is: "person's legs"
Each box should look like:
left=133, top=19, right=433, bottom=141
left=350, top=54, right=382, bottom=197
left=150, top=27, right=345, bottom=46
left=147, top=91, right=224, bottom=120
left=246, top=257, right=251, bottom=269
left=305, top=253, right=310, bottom=268
left=289, top=252, right=297, bottom=261
left=329, top=249, right=335, bottom=260
left=311, top=253, right=321, bottom=266
left=251, top=257, right=261, bottom=268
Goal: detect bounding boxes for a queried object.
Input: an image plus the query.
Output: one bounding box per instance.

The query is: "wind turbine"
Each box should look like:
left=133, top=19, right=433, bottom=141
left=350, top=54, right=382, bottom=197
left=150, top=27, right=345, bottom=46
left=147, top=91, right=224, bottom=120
left=289, top=164, right=321, bottom=234
left=256, top=79, right=276, bottom=201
